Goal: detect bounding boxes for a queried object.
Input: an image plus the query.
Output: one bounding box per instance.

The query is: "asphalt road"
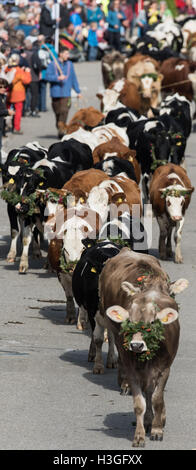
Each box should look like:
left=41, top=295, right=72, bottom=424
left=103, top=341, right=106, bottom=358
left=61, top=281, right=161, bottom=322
left=0, top=62, right=196, bottom=451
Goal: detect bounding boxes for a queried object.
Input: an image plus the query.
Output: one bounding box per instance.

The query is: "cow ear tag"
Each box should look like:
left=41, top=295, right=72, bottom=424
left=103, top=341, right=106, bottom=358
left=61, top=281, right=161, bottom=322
left=91, top=267, right=97, bottom=273
left=106, top=305, right=129, bottom=323
left=156, top=308, right=178, bottom=324
left=9, top=178, right=14, bottom=184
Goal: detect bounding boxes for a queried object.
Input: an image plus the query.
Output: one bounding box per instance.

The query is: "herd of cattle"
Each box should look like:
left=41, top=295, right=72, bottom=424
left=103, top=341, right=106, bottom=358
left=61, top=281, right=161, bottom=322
left=1, top=15, right=196, bottom=447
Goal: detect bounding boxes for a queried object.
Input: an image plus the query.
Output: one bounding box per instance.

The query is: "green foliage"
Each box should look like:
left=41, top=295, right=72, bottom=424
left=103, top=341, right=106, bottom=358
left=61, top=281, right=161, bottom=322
left=1, top=189, right=21, bottom=206
left=44, top=189, right=68, bottom=206
left=161, top=188, right=191, bottom=199
left=59, top=249, right=78, bottom=273
left=120, top=319, right=165, bottom=362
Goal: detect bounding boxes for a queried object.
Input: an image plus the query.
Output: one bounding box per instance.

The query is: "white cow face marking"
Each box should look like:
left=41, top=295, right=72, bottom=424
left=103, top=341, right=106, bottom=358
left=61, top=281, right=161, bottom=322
left=8, top=165, right=20, bottom=176
left=165, top=195, right=184, bottom=221
left=62, top=215, right=93, bottom=262
left=140, top=76, right=153, bottom=98
left=102, top=89, right=119, bottom=113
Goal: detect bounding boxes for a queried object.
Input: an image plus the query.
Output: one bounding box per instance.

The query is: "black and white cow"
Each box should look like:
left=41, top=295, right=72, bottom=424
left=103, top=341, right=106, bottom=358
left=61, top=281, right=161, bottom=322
left=72, top=239, right=121, bottom=360
left=151, top=93, right=193, bottom=165
left=0, top=142, right=48, bottom=272
left=94, top=156, right=137, bottom=182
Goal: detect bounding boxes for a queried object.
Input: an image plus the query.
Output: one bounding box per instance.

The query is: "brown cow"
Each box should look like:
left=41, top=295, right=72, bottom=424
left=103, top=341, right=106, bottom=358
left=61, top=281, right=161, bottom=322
left=47, top=204, right=101, bottom=327
left=87, top=174, right=142, bottom=221
left=149, top=164, right=194, bottom=263
left=59, top=107, right=104, bottom=135
left=101, top=50, right=125, bottom=88
left=96, top=79, right=144, bottom=114
left=63, top=168, right=109, bottom=201
left=160, top=57, right=196, bottom=101
left=95, top=247, right=188, bottom=446
left=124, top=54, right=163, bottom=109
left=92, top=137, right=140, bottom=184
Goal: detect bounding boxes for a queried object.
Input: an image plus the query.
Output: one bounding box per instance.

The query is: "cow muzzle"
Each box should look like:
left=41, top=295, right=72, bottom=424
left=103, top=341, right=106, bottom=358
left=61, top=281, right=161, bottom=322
left=130, top=341, right=147, bottom=353
left=129, top=332, right=147, bottom=353
left=171, top=215, right=182, bottom=222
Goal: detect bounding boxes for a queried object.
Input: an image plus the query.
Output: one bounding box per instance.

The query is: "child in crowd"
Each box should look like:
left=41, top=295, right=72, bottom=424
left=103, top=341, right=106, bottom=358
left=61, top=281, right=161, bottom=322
left=87, top=21, right=99, bottom=61
left=5, top=54, right=31, bottom=134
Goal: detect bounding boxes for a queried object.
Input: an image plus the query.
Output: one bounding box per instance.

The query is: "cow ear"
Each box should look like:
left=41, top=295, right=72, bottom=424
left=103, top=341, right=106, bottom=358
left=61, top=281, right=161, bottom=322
left=156, top=307, right=179, bottom=324
left=82, top=238, right=96, bottom=249
left=187, top=186, right=194, bottom=194
left=96, top=93, right=103, bottom=100
left=169, top=278, right=189, bottom=295
left=158, top=73, right=164, bottom=82
left=106, top=305, right=129, bottom=323
left=121, top=281, right=141, bottom=296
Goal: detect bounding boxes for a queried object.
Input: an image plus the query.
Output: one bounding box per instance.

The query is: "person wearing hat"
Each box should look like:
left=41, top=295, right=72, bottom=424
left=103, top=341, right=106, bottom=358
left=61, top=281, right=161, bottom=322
left=0, top=78, right=15, bottom=163
left=45, top=46, right=81, bottom=138
left=5, top=54, right=31, bottom=134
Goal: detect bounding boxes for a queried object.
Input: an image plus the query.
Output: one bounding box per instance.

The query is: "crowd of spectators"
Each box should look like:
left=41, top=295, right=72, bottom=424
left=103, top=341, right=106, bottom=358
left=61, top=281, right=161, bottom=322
left=0, top=0, right=195, bottom=154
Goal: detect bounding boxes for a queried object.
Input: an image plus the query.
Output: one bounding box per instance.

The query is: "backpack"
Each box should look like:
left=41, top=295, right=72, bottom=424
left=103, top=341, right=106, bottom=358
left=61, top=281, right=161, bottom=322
left=31, top=49, right=44, bottom=73
left=38, top=48, right=51, bottom=70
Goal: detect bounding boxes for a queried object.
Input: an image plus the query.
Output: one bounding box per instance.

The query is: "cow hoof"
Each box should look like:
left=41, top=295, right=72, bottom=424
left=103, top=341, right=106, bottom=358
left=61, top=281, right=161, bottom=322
left=175, top=256, right=183, bottom=264
left=93, top=363, right=104, bottom=374
left=150, top=429, right=163, bottom=441
left=106, top=358, right=118, bottom=369
left=65, top=316, right=77, bottom=325
left=19, top=265, right=28, bottom=274
left=7, top=257, right=15, bottom=263
left=77, top=319, right=88, bottom=331
left=120, top=385, right=131, bottom=396
left=132, top=436, right=145, bottom=448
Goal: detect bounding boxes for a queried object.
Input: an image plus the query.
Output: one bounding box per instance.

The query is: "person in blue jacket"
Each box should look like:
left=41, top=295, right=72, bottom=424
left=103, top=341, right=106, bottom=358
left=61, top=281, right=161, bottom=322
left=45, top=46, right=81, bottom=138
left=87, top=22, right=99, bottom=61
left=107, top=0, right=127, bottom=51
left=87, top=0, right=105, bottom=24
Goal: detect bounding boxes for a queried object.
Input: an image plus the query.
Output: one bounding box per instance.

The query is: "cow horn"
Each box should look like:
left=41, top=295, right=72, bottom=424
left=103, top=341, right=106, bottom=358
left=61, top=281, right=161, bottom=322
left=121, top=281, right=141, bottom=296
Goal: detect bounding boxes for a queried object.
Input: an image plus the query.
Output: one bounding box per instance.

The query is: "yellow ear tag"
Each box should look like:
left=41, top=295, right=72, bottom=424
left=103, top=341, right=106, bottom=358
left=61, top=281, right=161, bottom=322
left=176, top=142, right=182, bottom=146
left=9, top=178, right=14, bottom=184
left=80, top=197, right=85, bottom=203
left=148, top=43, right=152, bottom=48
left=128, top=156, right=133, bottom=162
left=117, top=197, right=123, bottom=203
left=91, top=267, right=97, bottom=273
left=162, top=315, right=168, bottom=323
left=0, top=168, right=2, bottom=172
left=87, top=244, right=91, bottom=248
left=39, top=182, right=44, bottom=187
left=116, top=314, right=122, bottom=320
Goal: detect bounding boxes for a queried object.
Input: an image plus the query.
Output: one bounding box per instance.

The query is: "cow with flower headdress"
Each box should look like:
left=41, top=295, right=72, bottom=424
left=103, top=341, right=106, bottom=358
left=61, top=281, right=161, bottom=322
left=94, top=248, right=189, bottom=446
left=149, top=163, right=194, bottom=263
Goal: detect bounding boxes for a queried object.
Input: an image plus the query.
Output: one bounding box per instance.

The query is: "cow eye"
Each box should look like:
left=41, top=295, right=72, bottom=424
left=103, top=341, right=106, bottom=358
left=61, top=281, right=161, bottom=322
left=167, top=200, right=171, bottom=207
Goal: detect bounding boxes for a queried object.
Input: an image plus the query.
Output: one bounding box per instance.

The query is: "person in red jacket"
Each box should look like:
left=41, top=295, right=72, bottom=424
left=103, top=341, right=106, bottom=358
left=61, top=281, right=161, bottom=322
left=6, top=54, right=31, bottom=135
